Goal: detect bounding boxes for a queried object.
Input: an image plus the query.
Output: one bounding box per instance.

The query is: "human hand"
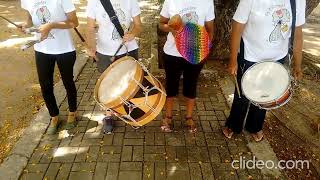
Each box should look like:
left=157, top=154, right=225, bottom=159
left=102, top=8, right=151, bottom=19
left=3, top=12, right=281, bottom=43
left=38, top=23, right=53, bottom=41
left=292, top=64, right=303, bottom=80
left=123, top=32, right=135, bottom=43
left=228, top=60, right=238, bottom=75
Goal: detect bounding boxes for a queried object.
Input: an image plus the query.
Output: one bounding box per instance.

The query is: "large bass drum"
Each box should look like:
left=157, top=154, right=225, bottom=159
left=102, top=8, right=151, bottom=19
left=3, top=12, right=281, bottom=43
left=94, top=56, right=166, bottom=126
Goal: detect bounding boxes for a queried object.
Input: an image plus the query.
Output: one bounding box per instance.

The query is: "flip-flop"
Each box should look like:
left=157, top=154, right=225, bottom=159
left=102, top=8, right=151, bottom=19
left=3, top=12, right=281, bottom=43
left=160, top=116, right=173, bottom=132
left=222, top=127, right=234, bottom=139
left=185, top=117, right=197, bottom=133
left=252, top=131, right=264, bottom=142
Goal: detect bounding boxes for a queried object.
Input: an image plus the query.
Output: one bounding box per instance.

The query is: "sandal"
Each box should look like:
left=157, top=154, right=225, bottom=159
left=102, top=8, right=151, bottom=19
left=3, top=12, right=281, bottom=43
left=160, top=116, right=173, bottom=132
left=222, top=127, right=234, bottom=139
left=252, top=131, right=264, bottom=142
left=185, top=117, right=197, bottom=133
left=65, top=112, right=77, bottom=130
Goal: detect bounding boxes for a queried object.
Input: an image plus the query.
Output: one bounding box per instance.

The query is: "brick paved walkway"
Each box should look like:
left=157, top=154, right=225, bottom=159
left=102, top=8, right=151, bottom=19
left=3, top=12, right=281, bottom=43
left=19, top=60, right=264, bottom=180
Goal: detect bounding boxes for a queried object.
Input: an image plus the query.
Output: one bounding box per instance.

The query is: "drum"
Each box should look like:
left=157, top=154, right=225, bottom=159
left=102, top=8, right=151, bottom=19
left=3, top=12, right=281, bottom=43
left=94, top=56, right=166, bottom=126
left=241, top=61, right=292, bottom=110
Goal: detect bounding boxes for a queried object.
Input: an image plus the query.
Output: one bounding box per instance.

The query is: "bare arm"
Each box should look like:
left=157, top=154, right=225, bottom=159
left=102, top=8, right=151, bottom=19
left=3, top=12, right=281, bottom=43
left=159, top=15, right=175, bottom=35
left=123, top=15, right=142, bottom=42
left=292, top=26, right=303, bottom=80
left=20, top=9, right=33, bottom=29
left=85, top=17, right=97, bottom=57
left=228, top=20, right=245, bottom=75
left=205, top=20, right=214, bottom=42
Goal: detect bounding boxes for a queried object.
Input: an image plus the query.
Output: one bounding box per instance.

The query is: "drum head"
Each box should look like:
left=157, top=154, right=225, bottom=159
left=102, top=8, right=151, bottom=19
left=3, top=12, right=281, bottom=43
left=242, top=62, right=290, bottom=103
left=97, top=57, right=141, bottom=106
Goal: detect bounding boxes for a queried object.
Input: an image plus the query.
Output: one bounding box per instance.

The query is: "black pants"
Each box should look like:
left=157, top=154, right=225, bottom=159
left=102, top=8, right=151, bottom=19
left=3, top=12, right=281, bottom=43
left=164, top=54, right=204, bottom=99
left=35, top=51, right=77, bottom=117
left=225, top=55, right=286, bottom=134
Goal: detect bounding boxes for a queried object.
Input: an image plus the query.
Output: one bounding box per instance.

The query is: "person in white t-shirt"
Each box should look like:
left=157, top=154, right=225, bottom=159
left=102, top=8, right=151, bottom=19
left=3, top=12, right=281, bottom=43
left=159, top=0, right=215, bottom=133
left=21, top=0, right=79, bottom=134
left=223, top=0, right=306, bottom=142
left=86, top=0, right=142, bottom=134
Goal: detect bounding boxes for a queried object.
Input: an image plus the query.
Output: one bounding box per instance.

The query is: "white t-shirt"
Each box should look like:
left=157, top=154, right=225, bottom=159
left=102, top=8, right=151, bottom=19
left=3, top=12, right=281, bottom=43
left=160, top=0, right=215, bottom=57
left=233, top=0, right=306, bottom=62
left=86, top=0, right=141, bottom=56
left=21, top=0, right=76, bottom=54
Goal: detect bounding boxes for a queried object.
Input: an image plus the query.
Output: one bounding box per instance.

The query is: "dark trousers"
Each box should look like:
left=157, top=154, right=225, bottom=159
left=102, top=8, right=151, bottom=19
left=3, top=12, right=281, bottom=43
left=225, top=55, right=285, bottom=134
left=164, top=54, right=204, bottom=99
left=35, top=51, right=77, bottom=117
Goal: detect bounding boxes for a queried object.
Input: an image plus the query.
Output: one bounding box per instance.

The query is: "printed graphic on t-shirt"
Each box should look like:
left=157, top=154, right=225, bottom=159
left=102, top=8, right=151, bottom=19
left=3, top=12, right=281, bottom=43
left=181, top=11, right=199, bottom=24
left=179, top=7, right=199, bottom=24
left=112, top=8, right=127, bottom=40
left=268, top=8, right=291, bottom=43
left=36, top=6, right=54, bottom=39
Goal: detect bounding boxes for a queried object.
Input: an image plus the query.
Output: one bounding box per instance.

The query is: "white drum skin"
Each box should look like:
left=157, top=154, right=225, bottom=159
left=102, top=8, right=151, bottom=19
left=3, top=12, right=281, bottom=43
left=241, top=61, right=292, bottom=109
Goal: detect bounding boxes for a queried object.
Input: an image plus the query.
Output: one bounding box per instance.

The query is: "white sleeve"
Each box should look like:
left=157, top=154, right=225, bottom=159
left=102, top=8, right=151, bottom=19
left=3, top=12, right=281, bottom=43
left=205, top=0, right=215, bottom=21
left=233, top=0, right=253, bottom=24
left=160, top=0, right=170, bottom=18
left=21, top=0, right=28, bottom=10
left=130, top=0, right=141, bottom=17
left=86, top=0, right=97, bottom=19
left=296, top=0, right=306, bottom=26
left=61, top=0, right=76, bottom=13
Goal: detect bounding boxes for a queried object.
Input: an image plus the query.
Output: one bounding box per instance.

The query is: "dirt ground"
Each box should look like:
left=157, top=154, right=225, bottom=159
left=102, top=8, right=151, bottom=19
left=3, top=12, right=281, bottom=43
left=0, top=0, right=86, bottom=163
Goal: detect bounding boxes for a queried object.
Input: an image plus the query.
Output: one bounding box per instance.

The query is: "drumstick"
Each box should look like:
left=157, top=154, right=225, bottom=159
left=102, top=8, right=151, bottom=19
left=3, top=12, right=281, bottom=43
left=233, top=75, right=241, bottom=98
left=0, top=15, right=22, bottom=28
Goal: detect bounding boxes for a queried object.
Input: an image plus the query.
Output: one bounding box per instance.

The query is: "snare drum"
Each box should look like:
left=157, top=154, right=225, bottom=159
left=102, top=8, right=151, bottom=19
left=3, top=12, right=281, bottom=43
left=241, top=61, right=292, bottom=110
left=94, top=56, right=166, bottom=126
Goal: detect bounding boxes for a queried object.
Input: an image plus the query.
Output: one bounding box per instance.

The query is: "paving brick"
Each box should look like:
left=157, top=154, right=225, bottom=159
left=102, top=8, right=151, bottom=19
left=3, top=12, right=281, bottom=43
left=43, top=163, right=61, bottom=180
left=189, top=163, right=202, bottom=180
left=86, top=146, right=100, bottom=162
left=121, top=146, right=133, bottom=161
left=75, top=146, right=89, bottom=162
left=155, top=162, right=166, bottom=180
left=69, top=172, right=93, bottom=180
left=145, top=132, right=155, bottom=145
left=187, top=146, right=210, bottom=163
left=123, top=138, right=144, bottom=145
left=176, top=146, right=188, bottom=162
left=201, top=121, right=212, bottom=132
left=118, top=171, right=142, bottom=180
left=143, top=162, right=155, bottom=180
left=71, top=162, right=96, bottom=172
left=93, top=162, right=108, bottom=180
left=154, top=133, right=165, bottom=145
left=113, top=133, right=124, bottom=145
left=25, top=163, right=49, bottom=173
left=200, top=163, right=215, bottom=180
left=132, top=146, right=144, bottom=161
left=144, top=146, right=165, bottom=154
left=20, top=172, right=44, bottom=180
left=165, top=133, right=185, bottom=146
left=106, top=162, right=119, bottom=180
left=56, top=163, right=72, bottom=179
left=120, top=162, right=142, bottom=171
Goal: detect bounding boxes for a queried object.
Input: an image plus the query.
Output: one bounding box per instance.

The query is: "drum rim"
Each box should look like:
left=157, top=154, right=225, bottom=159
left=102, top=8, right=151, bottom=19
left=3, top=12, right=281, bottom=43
left=94, top=56, right=143, bottom=109
left=241, top=60, right=291, bottom=105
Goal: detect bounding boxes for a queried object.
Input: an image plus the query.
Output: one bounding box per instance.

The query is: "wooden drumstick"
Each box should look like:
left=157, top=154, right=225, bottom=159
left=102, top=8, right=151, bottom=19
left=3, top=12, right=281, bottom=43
left=233, top=75, right=241, bottom=98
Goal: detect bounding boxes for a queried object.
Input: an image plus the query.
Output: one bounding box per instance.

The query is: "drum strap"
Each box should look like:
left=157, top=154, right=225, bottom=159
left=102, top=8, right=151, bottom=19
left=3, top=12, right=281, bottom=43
left=99, top=0, right=124, bottom=38
left=289, top=0, right=296, bottom=55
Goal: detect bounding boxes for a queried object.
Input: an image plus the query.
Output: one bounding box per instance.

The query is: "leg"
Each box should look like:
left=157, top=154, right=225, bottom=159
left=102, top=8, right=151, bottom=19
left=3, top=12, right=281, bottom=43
left=56, top=51, right=78, bottom=129
left=224, top=56, right=253, bottom=136
left=35, top=51, right=60, bottom=134
left=182, top=62, right=204, bottom=133
left=161, top=54, right=183, bottom=132
left=245, top=105, right=266, bottom=141
left=96, top=52, right=115, bottom=134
